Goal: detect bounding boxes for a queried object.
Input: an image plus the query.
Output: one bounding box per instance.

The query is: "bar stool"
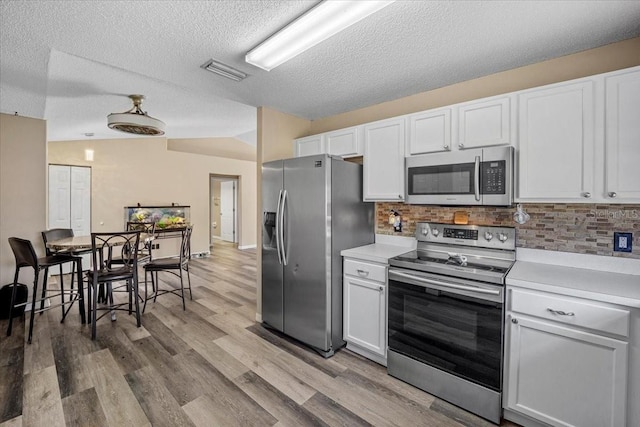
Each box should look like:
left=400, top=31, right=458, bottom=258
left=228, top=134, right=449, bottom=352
left=6, top=237, right=85, bottom=344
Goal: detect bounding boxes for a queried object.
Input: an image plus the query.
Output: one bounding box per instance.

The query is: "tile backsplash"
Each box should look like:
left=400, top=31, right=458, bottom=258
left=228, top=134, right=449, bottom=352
left=376, top=203, right=640, bottom=259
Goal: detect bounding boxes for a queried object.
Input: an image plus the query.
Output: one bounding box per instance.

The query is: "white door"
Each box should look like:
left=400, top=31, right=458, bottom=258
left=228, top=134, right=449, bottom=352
left=220, top=181, right=236, bottom=243
left=70, top=166, right=91, bottom=236
left=48, top=165, right=72, bottom=229
left=48, top=165, right=92, bottom=272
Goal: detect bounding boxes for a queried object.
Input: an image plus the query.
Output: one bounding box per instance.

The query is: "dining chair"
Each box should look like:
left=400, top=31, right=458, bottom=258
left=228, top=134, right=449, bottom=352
left=108, top=221, right=156, bottom=266
left=86, top=230, right=141, bottom=340
left=143, top=225, right=193, bottom=312
left=6, top=237, right=85, bottom=343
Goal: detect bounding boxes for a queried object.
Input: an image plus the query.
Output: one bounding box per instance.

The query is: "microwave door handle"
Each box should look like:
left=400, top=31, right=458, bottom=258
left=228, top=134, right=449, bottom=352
left=474, top=155, right=481, bottom=202
left=275, top=190, right=283, bottom=265
left=390, top=270, right=500, bottom=296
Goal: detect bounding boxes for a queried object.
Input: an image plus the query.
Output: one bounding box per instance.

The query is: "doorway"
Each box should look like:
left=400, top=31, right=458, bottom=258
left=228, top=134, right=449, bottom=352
left=210, top=175, right=239, bottom=249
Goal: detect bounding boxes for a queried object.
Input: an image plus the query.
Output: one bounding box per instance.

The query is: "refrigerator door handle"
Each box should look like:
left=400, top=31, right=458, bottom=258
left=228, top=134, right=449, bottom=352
left=275, top=189, right=283, bottom=265
left=281, top=189, right=288, bottom=266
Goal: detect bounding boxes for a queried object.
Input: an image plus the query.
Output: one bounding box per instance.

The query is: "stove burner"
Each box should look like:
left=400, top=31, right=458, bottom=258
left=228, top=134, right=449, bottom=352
left=393, top=254, right=509, bottom=274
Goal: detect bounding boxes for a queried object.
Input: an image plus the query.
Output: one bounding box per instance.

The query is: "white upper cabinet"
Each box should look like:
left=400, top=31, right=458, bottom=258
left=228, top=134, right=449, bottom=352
left=407, top=108, right=452, bottom=155
left=456, top=95, right=514, bottom=150
left=294, top=134, right=325, bottom=157
left=363, top=117, right=406, bottom=201
left=605, top=67, right=640, bottom=201
left=517, top=79, right=595, bottom=201
left=325, top=126, right=362, bottom=157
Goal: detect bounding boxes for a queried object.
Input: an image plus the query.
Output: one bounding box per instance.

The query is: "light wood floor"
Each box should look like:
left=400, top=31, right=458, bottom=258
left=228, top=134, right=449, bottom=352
left=0, top=241, right=519, bottom=427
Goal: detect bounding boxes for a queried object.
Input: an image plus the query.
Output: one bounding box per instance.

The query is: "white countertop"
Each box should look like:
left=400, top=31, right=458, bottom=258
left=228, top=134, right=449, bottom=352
left=341, top=235, right=415, bottom=264
left=507, top=250, right=640, bottom=308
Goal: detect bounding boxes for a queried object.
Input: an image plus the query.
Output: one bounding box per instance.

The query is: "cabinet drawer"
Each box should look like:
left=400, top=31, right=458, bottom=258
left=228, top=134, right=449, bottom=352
left=509, top=288, right=630, bottom=337
left=344, top=259, right=386, bottom=283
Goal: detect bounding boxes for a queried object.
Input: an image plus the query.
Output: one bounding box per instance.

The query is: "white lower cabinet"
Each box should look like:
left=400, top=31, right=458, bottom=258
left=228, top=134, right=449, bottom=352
left=343, top=258, right=387, bottom=365
left=504, top=287, right=630, bottom=427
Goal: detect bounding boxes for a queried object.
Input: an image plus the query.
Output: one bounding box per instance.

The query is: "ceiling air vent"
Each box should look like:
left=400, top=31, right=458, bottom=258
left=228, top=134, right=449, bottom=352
left=201, top=59, right=248, bottom=81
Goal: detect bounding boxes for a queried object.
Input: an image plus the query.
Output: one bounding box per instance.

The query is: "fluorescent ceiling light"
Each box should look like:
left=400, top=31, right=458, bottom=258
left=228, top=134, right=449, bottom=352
left=201, top=59, right=248, bottom=81
left=246, top=0, right=395, bottom=71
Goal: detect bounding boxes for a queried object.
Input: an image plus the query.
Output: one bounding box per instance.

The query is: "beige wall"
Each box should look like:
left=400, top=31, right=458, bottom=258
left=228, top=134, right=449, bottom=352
left=48, top=137, right=257, bottom=256
left=169, top=137, right=256, bottom=162
left=0, top=114, right=47, bottom=286
left=255, top=107, right=311, bottom=319
left=309, top=37, right=640, bottom=134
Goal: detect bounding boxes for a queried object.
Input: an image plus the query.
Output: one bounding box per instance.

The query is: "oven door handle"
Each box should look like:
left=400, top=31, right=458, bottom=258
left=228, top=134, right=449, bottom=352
left=389, top=270, right=501, bottom=296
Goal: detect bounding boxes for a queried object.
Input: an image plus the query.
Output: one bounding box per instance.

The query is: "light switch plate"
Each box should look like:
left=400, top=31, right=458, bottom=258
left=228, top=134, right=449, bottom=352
left=613, top=232, right=632, bottom=253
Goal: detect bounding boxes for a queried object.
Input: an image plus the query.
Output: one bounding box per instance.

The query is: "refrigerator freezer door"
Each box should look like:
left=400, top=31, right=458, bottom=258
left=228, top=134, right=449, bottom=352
left=283, top=155, right=332, bottom=352
left=262, top=160, right=284, bottom=332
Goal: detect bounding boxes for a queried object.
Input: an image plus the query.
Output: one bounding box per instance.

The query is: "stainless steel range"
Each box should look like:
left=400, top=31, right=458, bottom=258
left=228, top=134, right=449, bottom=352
left=387, top=222, right=516, bottom=424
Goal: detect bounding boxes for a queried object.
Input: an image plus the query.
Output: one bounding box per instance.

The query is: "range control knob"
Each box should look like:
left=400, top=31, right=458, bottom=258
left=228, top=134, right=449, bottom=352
left=432, top=229, right=440, bottom=237
left=484, top=232, right=493, bottom=241
left=421, top=227, right=429, bottom=236
left=498, top=232, right=508, bottom=243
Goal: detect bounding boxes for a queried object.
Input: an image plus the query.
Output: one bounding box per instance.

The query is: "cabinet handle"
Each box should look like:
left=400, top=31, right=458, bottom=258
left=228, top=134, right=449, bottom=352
left=443, top=145, right=449, bottom=150
left=379, top=286, right=384, bottom=292
left=608, top=192, right=617, bottom=198
left=511, top=318, right=518, bottom=324
left=582, top=192, right=591, bottom=198
left=398, top=194, right=402, bottom=199
left=458, top=143, right=465, bottom=149
left=356, top=269, right=369, bottom=276
left=547, top=308, right=575, bottom=316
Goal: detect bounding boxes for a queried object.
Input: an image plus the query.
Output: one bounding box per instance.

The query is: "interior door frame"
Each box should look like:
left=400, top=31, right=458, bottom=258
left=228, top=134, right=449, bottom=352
left=209, top=174, right=240, bottom=247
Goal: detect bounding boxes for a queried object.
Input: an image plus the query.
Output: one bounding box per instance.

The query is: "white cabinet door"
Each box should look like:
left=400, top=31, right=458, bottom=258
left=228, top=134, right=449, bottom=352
left=326, top=126, right=362, bottom=157
left=407, top=108, right=451, bottom=155
left=294, top=134, right=325, bottom=157
left=363, top=117, right=405, bottom=201
left=517, top=80, right=595, bottom=201
left=457, top=96, right=513, bottom=149
left=605, top=68, right=640, bottom=201
left=506, top=315, right=628, bottom=427
left=343, top=275, right=386, bottom=357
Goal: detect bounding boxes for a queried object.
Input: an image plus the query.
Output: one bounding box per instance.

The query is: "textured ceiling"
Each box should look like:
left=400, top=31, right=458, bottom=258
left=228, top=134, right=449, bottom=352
left=1, top=1, right=639, bottom=142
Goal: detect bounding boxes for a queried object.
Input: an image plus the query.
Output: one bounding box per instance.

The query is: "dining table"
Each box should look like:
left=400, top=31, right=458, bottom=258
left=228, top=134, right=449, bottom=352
left=46, top=233, right=155, bottom=318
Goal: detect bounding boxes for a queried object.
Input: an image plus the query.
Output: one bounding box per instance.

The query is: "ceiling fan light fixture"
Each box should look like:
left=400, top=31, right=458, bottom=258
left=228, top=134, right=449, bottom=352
left=107, top=94, right=166, bottom=136
left=201, top=59, right=248, bottom=81
left=245, top=0, right=395, bottom=71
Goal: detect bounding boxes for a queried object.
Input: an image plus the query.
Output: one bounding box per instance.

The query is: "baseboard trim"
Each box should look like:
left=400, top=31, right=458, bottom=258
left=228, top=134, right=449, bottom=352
left=238, top=244, right=257, bottom=250
left=255, top=313, right=262, bottom=323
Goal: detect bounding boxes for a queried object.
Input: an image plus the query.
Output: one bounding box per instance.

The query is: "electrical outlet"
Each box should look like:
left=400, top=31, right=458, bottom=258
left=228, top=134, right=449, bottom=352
left=613, top=232, right=632, bottom=253
left=152, top=243, right=160, bottom=249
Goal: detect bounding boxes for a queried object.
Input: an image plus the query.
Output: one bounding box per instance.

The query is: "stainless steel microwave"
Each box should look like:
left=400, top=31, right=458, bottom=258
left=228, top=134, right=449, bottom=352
left=405, top=146, right=514, bottom=206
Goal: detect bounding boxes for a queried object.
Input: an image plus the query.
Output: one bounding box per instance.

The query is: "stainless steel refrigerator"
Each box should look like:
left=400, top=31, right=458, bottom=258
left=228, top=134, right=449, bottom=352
left=262, top=154, right=374, bottom=357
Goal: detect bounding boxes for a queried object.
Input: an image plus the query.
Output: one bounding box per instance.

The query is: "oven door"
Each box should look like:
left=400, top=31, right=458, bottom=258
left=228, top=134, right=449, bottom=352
left=388, top=268, right=504, bottom=391
left=406, top=150, right=481, bottom=205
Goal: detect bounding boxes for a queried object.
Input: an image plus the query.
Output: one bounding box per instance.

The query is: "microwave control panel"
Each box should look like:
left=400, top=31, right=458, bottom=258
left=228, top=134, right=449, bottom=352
left=481, top=160, right=506, bottom=194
